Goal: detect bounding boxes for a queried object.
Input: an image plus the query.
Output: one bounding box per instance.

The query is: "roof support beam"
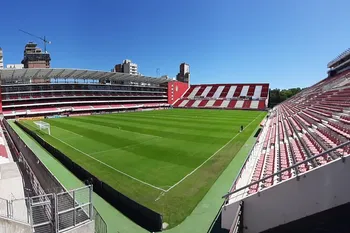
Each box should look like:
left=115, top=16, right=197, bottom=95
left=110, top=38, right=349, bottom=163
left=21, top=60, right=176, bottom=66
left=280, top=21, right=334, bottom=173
left=32, top=69, right=41, bottom=79
left=84, top=71, right=99, bottom=79
left=74, top=70, right=89, bottom=79
left=93, top=72, right=109, bottom=79
left=55, top=69, right=66, bottom=78
left=11, top=70, right=16, bottom=79
left=21, top=68, right=29, bottom=81
left=101, top=72, right=116, bottom=81
left=63, top=69, right=77, bottom=78
left=43, top=69, right=54, bottom=79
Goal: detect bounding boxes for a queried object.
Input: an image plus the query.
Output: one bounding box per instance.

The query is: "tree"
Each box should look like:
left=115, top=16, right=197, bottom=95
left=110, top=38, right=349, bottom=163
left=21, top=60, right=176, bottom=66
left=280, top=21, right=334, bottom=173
left=268, top=87, right=302, bottom=108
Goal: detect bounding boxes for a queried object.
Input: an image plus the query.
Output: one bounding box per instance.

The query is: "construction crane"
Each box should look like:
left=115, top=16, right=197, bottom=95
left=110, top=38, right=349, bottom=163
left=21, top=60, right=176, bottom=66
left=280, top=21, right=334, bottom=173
left=19, top=29, right=51, bottom=53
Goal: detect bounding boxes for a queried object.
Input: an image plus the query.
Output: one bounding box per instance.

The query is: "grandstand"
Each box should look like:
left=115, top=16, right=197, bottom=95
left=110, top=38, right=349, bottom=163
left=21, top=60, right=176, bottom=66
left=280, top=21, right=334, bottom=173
left=0, top=68, right=179, bottom=117
left=221, top=49, right=350, bottom=233
left=174, top=83, right=269, bottom=110
left=0, top=68, right=269, bottom=118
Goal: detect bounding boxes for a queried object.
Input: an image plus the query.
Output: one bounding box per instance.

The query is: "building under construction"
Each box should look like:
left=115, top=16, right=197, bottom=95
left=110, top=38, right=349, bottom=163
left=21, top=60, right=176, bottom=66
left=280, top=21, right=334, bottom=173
left=0, top=48, right=3, bottom=69
left=21, top=42, right=51, bottom=68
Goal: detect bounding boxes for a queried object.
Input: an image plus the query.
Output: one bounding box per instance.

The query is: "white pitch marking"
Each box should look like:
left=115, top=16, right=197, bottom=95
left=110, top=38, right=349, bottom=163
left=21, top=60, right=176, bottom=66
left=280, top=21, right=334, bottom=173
left=164, top=112, right=264, bottom=193
left=48, top=134, right=167, bottom=192
left=155, top=192, right=165, bottom=201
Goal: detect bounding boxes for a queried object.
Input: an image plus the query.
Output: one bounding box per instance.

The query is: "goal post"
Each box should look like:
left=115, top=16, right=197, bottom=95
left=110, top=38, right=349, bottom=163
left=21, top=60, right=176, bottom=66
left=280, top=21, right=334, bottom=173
left=34, top=121, right=51, bottom=135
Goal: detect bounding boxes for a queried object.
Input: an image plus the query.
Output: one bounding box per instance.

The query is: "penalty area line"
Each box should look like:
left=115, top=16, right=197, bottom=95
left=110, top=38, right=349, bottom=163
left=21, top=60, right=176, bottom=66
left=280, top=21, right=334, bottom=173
left=164, top=112, right=264, bottom=193
left=48, top=134, right=167, bottom=192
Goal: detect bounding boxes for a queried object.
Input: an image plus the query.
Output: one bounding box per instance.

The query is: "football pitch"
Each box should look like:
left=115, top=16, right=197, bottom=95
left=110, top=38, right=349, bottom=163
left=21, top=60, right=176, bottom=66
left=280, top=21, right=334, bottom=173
left=20, top=109, right=266, bottom=227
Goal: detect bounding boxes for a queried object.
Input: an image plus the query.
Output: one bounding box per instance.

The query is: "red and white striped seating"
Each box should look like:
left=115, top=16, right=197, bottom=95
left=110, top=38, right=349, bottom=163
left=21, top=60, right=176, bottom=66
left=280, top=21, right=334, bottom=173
left=174, top=83, right=269, bottom=110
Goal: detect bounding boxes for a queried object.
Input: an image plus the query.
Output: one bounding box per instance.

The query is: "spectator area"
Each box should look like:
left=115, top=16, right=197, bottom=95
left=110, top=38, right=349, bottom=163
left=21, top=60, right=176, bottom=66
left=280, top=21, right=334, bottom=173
left=174, top=83, right=269, bottom=110
left=230, top=70, right=350, bottom=199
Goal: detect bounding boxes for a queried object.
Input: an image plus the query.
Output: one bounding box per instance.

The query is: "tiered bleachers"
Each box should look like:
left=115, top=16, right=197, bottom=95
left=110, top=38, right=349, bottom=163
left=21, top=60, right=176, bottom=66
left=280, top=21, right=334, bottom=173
left=229, top=70, right=350, bottom=197
left=340, top=115, right=350, bottom=124
left=0, top=68, right=178, bottom=117
left=1, top=82, right=170, bottom=117
left=173, top=83, right=269, bottom=110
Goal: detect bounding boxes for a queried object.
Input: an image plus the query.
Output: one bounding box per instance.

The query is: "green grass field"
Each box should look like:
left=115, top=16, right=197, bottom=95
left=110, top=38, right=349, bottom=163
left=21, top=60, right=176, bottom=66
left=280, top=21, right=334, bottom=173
left=19, top=109, right=265, bottom=228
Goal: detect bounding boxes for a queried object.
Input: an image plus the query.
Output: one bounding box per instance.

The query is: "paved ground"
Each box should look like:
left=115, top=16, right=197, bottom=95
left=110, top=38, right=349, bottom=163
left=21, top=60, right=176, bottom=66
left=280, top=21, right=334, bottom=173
left=9, top=120, right=260, bottom=233
left=0, top=162, right=28, bottom=223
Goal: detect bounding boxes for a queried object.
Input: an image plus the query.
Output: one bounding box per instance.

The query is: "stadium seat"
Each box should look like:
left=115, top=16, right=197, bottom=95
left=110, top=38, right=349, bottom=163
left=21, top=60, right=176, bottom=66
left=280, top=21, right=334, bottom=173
left=174, top=83, right=269, bottom=110
left=198, top=100, right=209, bottom=107
left=213, top=99, right=223, bottom=107
left=231, top=70, right=350, bottom=199
left=1, top=80, right=170, bottom=116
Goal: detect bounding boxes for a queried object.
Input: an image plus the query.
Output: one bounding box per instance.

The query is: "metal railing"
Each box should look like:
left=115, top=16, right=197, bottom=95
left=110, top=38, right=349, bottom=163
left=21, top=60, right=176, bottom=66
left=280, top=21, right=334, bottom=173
left=0, top=197, right=11, bottom=219
left=56, top=186, right=93, bottom=233
left=223, top=141, right=350, bottom=200
left=227, top=142, right=258, bottom=193
left=0, top=186, right=95, bottom=233
left=3, top=119, right=107, bottom=232
left=229, top=201, right=244, bottom=233
left=0, top=197, right=31, bottom=224
left=93, top=207, right=108, bottom=233
left=328, top=48, right=350, bottom=68
left=30, top=193, right=55, bottom=233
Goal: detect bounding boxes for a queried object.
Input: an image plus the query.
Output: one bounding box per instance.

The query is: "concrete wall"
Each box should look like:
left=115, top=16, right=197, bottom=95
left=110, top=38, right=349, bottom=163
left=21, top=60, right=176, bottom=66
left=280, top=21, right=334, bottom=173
left=167, top=81, right=189, bottom=104
left=64, top=221, right=95, bottom=233
left=222, top=155, right=350, bottom=233
left=0, top=216, right=31, bottom=233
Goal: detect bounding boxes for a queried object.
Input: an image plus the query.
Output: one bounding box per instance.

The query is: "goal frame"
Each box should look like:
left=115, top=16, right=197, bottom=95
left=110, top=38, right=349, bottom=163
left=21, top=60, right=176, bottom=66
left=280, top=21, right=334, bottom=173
left=34, top=121, right=51, bottom=135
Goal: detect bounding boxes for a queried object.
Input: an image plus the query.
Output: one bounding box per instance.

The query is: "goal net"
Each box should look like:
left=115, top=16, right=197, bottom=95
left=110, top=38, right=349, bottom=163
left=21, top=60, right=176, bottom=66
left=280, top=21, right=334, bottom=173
left=34, top=121, right=51, bottom=135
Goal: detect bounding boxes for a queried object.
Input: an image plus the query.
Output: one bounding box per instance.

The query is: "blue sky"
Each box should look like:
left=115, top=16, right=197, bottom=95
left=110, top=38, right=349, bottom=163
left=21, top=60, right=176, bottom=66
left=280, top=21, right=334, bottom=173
left=1, top=0, right=349, bottom=89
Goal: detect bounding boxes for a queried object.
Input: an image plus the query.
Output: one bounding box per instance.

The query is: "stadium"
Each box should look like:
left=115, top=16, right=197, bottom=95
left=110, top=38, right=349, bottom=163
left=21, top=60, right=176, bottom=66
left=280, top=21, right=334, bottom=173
left=0, top=44, right=349, bottom=233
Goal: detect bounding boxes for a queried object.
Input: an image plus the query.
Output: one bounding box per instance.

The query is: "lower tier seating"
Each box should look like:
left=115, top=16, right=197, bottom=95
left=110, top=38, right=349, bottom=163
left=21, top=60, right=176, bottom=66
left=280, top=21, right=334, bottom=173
left=229, top=71, right=350, bottom=198
left=174, top=83, right=269, bottom=110
left=174, top=99, right=266, bottom=110
left=3, top=102, right=170, bottom=117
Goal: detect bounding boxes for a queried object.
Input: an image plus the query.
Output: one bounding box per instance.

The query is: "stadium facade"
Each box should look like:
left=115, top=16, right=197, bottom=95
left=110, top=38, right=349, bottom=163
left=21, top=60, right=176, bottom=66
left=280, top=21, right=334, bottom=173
left=0, top=67, right=269, bottom=118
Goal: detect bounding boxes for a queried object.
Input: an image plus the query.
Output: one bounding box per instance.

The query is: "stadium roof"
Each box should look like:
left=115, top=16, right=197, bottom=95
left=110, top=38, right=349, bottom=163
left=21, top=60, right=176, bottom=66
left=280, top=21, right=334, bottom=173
left=327, top=48, right=350, bottom=68
left=0, top=68, right=171, bottom=84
